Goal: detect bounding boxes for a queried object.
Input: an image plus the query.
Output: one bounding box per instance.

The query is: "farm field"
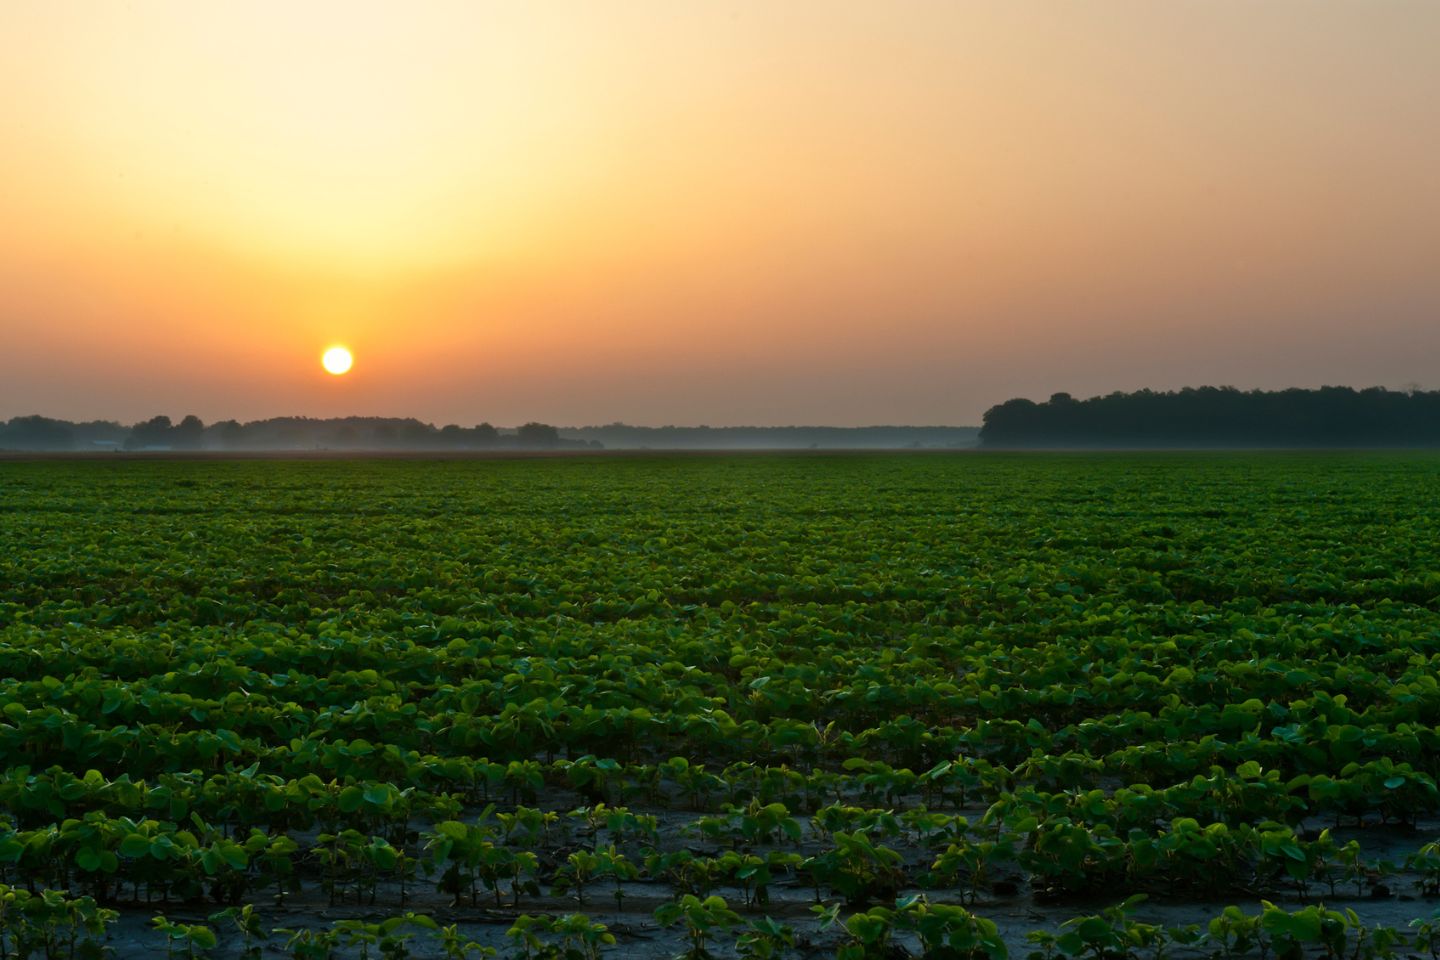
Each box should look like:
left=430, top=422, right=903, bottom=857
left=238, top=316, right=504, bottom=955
left=3, top=452, right=1440, bottom=959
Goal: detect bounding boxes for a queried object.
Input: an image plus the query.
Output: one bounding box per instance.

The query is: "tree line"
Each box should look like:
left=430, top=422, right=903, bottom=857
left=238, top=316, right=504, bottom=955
left=980, top=386, right=1440, bottom=447
left=0, top=415, right=585, bottom=452
left=0, top=416, right=982, bottom=452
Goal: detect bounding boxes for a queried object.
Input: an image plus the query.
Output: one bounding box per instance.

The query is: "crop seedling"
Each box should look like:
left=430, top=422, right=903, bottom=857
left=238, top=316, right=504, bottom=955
left=151, top=915, right=217, bottom=960
left=507, top=913, right=615, bottom=960
left=210, top=904, right=268, bottom=958
left=655, top=895, right=743, bottom=960
left=737, top=917, right=796, bottom=960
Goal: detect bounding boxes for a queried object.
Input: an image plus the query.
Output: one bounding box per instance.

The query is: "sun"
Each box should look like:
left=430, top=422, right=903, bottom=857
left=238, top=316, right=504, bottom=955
left=322, top=346, right=353, bottom=375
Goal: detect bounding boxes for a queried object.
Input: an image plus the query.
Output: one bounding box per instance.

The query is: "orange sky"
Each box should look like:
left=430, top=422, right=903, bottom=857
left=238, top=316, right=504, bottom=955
left=3, top=1, right=1438, bottom=426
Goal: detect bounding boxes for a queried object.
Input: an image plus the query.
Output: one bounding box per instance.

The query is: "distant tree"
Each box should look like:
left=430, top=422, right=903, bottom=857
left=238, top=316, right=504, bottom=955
left=516, top=422, right=560, bottom=447
left=437, top=423, right=499, bottom=447
left=401, top=421, right=434, bottom=446
left=72, top=420, right=129, bottom=448
left=172, top=415, right=205, bottom=449
left=126, top=415, right=174, bottom=450
left=979, top=386, right=1440, bottom=448
left=211, top=420, right=244, bottom=448
left=0, top=416, right=74, bottom=451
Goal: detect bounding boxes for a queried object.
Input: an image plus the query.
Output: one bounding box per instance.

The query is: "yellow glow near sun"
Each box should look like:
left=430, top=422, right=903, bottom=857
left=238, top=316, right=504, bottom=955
left=322, top=346, right=353, bottom=375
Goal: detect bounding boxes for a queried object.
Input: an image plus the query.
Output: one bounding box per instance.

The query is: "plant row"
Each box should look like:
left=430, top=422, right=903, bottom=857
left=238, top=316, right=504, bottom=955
left=11, top=884, right=1440, bottom=960
left=6, top=805, right=1438, bottom=912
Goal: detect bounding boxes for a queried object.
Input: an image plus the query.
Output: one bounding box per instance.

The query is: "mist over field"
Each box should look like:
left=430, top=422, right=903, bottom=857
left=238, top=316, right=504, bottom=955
left=0, top=415, right=981, bottom=452
left=15, top=385, right=1440, bottom=452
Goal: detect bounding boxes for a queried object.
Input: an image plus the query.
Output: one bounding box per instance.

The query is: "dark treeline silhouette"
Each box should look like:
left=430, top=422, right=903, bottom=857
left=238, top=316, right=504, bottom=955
left=0, top=416, right=130, bottom=451
left=558, top=424, right=979, bottom=449
left=0, top=416, right=590, bottom=452
left=0, top=416, right=981, bottom=452
left=981, top=386, right=1440, bottom=447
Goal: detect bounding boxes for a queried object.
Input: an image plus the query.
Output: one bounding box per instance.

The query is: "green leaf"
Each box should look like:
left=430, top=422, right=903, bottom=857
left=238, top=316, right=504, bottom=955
left=338, top=786, right=365, bottom=813
left=220, top=844, right=249, bottom=870
left=120, top=834, right=152, bottom=858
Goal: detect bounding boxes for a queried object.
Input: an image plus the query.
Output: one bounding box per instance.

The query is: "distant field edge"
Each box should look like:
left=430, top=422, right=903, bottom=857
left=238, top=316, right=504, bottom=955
left=0, top=447, right=992, bottom=461
left=11, top=445, right=1440, bottom=461
left=977, top=443, right=1440, bottom=451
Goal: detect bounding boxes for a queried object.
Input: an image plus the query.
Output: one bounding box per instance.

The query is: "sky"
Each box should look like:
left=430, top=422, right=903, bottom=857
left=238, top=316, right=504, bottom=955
left=2, top=1, right=1438, bottom=427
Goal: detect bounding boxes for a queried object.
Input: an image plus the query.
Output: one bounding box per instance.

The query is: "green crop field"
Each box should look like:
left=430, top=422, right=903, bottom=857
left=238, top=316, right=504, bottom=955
left=3, top=453, right=1440, bottom=959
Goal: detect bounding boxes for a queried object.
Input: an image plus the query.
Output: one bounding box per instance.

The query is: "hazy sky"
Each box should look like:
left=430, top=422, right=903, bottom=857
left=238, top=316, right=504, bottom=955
left=3, top=1, right=1438, bottom=426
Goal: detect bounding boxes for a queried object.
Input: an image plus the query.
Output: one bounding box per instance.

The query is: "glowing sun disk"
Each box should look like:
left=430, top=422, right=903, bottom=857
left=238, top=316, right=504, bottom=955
left=322, top=346, right=353, bottom=375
